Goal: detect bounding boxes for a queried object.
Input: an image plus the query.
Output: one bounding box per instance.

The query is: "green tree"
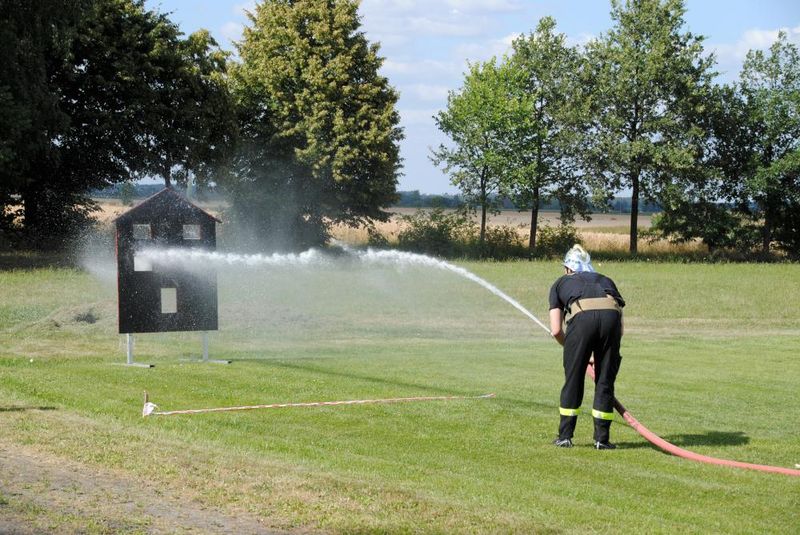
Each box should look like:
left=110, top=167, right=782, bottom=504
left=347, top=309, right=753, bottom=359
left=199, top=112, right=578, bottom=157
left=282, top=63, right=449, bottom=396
left=432, top=59, right=510, bottom=245
left=136, top=28, right=236, bottom=188
left=583, top=0, right=716, bottom=253
left=738, top=32, right=800, bottom=254
left=60, top=2, right=235, bottom=190
left=0, top=0, right=87, bottom=241
left=505, top=17, right=588, bottom=251
left=664, top=35, right=800, bottom=257
left=649, top=84, right=758, bottom=252
left=228, top=0, right=402, bottom=251
left=119, top=182, right=136, bottom=206
left=0, top=0, right=234, bottom=247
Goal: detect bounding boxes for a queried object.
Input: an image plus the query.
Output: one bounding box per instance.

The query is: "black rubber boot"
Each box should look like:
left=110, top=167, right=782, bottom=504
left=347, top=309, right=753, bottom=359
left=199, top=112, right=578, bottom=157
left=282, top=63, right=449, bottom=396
left=559, top=415, right=577, bottom=441
left=593, top=418, right=611, bottom=442
left=593, top=418, right=615, bottom=449
left=594, top=441, right=617, bottom=450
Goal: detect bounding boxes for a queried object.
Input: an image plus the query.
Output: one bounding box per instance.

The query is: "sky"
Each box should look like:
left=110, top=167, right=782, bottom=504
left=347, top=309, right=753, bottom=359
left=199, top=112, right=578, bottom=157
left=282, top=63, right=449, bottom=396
left=145, top=0, right=800, bottom=194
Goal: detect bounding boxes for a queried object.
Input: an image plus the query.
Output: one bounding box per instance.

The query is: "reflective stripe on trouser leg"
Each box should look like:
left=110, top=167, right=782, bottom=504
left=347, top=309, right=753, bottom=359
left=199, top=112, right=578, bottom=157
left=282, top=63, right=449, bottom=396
left=592, top=409, right=614, bottom=420
left=592, top=408, right=614, bottom=443
left=558, top=407, right=580, bottom=440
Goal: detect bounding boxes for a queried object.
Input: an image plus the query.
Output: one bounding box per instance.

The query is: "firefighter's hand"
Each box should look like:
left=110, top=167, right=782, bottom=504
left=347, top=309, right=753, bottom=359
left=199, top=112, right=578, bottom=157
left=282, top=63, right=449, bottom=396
left=588, top=355, right=595, bottom=366
left=551, top=330, right=565, bottom=346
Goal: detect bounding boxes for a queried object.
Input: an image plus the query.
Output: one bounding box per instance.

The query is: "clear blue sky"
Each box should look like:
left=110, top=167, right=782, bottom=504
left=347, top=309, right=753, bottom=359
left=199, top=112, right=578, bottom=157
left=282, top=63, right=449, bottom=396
left=146, top=0, right=800, bottom=194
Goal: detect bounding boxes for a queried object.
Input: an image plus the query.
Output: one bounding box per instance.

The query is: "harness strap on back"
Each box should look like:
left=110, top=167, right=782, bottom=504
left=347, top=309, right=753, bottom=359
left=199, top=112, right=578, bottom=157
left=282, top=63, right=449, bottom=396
left=565, top=295, right=621, bottom=324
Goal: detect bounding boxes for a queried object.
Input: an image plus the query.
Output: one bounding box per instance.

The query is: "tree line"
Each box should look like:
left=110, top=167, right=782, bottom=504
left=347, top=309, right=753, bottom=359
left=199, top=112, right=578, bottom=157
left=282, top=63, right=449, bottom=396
left=1, top=0, right=797, bottom=257
left=434, top=0, right=799, bottom=256
left=396, top=191, right=662, bottom=213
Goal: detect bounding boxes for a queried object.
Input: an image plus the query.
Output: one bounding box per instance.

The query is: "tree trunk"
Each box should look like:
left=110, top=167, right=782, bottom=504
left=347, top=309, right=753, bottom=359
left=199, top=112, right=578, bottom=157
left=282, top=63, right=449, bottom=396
left=479, top=168, right=487, bottom=244
left=163, top=159, right=172, bottom=188
left=21, top=185, right=40, bottom=231
left=629, top=171, right=640, bottom=255
left=528, top=186, right=540, bottom=251
left=762, top=208, right=772, bottom=254
left=480, top=203, right=487, bottom=244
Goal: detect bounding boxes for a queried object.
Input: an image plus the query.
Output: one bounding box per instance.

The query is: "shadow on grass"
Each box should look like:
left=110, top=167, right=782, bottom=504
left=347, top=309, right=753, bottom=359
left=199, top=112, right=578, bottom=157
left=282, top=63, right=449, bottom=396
left=0, top=406, right=58, bottom=413
left=613, top=441, right=658, bottom=450
left=0, top=252, right=74, bottom=271
left=665, top=431, right=749, bottom=447
left=615, top=430, right=750, bottom=451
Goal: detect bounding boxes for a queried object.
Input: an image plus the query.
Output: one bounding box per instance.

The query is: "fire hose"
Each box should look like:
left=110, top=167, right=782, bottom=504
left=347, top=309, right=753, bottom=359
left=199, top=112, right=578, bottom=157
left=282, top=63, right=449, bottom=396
left=142, top=392, right=495, bottom=417
left=585, top=363, right=800, bottom=477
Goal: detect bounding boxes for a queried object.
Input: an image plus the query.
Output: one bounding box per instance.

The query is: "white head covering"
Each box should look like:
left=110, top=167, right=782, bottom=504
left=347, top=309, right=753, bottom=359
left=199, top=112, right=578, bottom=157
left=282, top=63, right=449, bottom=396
left=563, top=244, right=594, bottom=273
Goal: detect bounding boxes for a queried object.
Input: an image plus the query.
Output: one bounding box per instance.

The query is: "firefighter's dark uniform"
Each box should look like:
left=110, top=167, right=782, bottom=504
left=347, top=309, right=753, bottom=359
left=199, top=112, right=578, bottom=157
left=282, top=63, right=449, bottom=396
left=549, top=271, right=625, bottom=443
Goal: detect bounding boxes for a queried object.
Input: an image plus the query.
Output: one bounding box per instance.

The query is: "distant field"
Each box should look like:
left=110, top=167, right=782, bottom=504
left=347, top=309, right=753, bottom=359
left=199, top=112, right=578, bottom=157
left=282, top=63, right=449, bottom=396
left=386, top=206, right=651, bottom=229
left=1, top=256, right=798, bottom=533
left=93, top=199, right=650, bottom=229
left=334, top=208, right=690, bottom=255
left=95, top=199, right=676, bottom=255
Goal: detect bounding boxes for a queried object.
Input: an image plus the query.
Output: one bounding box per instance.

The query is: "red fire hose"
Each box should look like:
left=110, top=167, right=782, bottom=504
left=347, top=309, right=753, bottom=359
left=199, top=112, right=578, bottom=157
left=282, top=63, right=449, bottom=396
left=586, top=364, right=800, bottom=477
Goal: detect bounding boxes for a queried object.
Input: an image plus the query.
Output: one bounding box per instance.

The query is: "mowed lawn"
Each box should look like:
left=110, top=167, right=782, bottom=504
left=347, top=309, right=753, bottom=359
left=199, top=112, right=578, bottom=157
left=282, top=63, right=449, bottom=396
left=1, top=255, right=799, bottom=533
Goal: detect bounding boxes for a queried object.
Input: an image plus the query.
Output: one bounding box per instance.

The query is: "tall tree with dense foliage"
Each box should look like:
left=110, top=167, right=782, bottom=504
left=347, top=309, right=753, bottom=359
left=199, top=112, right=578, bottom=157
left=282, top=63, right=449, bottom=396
left=0, top=0, right=235, bottom=247
left=53, top=0, right=234, bottom=192
left=432, top=59, right=511, bottom=244
left=505, top=17, right=588, bottom=250
left=134, top=27, right=236, bottom=189
left=650, top=83, right=760, bottom=252
left=583, top=0, right=715, bottom=253
left=737, top=32, right=800, bottom=254
left=0, top=0, right=87, bottom=242
left=228, top=0, right=402, bottom=250
left=659, top=34, right=800, bottom=256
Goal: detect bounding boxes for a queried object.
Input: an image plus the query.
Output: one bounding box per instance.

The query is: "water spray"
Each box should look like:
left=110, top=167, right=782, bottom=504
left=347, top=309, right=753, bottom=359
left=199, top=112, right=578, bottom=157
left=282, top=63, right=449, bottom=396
left=139, top=245, right=552, bottom=334
left=355, top=248, right=553, bottom=335
left=139, top=245, right=799, bottom=476
left=140, top=247, right=329, bottom=268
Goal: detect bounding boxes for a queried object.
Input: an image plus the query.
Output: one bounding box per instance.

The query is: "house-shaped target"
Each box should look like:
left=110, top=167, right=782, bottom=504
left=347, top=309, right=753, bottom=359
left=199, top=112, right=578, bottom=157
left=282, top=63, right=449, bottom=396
left=114, top=187, right=226, bottom=366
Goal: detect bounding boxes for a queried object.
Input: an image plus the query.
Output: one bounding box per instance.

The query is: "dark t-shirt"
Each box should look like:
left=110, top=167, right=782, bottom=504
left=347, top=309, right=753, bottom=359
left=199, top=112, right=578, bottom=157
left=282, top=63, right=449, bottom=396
left=548, top=272, right=625, bottom=313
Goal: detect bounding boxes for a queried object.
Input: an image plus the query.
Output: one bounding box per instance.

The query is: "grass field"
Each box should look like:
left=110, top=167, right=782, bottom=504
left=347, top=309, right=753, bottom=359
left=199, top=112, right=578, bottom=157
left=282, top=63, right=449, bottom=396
left=1, top=251, right=799, bottom=533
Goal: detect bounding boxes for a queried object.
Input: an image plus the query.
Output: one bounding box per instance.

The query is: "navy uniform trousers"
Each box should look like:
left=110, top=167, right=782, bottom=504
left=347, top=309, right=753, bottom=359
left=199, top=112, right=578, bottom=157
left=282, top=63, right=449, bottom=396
left=559, top=309, right=622, bottom=442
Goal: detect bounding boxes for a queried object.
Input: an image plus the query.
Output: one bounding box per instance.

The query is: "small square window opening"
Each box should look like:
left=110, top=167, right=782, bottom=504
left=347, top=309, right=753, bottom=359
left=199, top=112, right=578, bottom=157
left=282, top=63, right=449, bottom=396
left=133, top=224, right=151, bottom=240
left=183, top=224, right=201, bottom=240
left=133, top=254, right=152, bottom=272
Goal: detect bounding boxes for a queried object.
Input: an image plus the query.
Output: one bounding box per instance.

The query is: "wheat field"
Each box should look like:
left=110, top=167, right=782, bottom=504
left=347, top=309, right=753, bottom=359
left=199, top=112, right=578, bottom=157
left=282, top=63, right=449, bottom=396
left=94, top=199, right=705, bottom=255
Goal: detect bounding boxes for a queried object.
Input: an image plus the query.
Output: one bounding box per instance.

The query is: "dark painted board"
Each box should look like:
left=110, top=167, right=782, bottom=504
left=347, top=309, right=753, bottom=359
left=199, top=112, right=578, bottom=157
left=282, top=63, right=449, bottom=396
left=116, top=188, right=219, bottom=334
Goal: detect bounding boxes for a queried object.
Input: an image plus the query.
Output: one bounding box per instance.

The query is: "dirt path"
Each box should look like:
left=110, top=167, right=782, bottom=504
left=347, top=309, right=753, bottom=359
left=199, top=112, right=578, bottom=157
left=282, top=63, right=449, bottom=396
left=0, top=439, right=288, bottom=534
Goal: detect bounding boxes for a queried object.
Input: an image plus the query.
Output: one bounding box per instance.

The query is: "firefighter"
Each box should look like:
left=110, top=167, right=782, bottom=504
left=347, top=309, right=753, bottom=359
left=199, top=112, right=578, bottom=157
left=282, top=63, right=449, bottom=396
left=548, top=244, right=625, bottom=449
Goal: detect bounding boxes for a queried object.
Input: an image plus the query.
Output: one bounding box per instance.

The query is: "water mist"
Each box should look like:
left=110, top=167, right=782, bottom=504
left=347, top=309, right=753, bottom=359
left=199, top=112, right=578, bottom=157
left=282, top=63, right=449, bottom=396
left=138, top=245, right=553, bottom=336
